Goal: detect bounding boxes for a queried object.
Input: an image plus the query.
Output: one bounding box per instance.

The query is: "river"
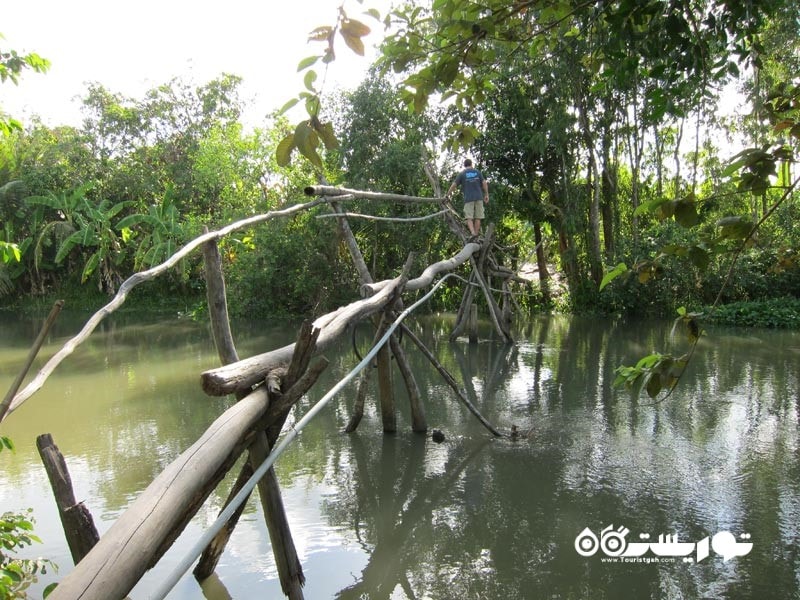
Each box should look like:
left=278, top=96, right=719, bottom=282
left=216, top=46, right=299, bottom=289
left=0, top=309, right=798, bottom=599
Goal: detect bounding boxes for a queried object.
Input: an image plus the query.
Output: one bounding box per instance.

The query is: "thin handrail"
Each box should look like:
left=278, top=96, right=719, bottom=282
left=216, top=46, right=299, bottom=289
left=150, top=273, right=457, bottom=599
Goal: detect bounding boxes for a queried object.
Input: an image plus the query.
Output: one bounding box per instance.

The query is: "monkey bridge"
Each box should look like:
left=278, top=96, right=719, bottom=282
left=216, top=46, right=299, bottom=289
left=0, top=183, right=530, bottom=600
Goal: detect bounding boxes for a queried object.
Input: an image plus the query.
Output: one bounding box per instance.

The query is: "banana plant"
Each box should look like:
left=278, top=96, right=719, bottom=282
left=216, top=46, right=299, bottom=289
left=116, top=186, right=186, bottom=272
left=24, top=182, right=95, bottom=275
left=53, top=197, right=131, bottom=292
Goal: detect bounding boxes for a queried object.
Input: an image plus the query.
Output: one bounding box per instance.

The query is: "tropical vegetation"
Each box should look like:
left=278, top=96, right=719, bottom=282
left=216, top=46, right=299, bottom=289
left=0, top=0, right=798, bottom=328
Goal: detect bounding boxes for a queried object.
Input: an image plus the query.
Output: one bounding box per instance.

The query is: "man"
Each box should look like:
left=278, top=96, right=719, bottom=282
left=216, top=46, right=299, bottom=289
left=447, top=158, right=489, bottom=241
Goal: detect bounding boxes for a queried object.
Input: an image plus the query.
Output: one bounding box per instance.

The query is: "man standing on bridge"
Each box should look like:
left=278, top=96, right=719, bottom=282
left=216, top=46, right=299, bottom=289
left=447, top=158, right=489, bottom=242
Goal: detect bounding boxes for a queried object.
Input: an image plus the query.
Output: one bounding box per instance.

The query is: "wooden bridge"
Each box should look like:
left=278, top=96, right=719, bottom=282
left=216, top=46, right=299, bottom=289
left=0, top=182, right=530, bottom=599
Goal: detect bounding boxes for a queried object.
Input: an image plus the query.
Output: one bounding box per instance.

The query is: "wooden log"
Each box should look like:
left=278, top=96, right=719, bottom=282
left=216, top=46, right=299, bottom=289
left=469, top=252, right=512, bottom=343
left=193, top=461, right=254, bottom=580
left=304, top=185, right=440, bottom=204
left=249, top=323, right=321, bottom=600
left=195, top=235, right=252, bottom=582
left=48, top=387, right=274, bottom=600
left=248, top=440, right=305, bottom=599
left=449, top=272, right=477, bottom=341
left=359, top=244, right=478, bottom=297
left=201, top=275, right=404, bottom=396
left=35, top=433, right=100, bottom=564
left=330, top=200, right=374, bottom=285
left=390, top=333, right=426, bottom=432
left=374, top=254, right=413, bottom=434
left=198, top=237, right=307, bottom=597
left=468, top=303, right=478, bottom=344
left=343, top=372, right=370, bottom=433
left=327, top=190, right=426, bottom=436
left=202, top=231, right=239, bottom=365
left=399, top=324, right=504, bottom=438
left=376, top=330, right=395, bottom=433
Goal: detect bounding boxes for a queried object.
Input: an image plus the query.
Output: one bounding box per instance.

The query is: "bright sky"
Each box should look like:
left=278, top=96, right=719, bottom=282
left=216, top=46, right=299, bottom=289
left=2, top=0, right=391, bottom=129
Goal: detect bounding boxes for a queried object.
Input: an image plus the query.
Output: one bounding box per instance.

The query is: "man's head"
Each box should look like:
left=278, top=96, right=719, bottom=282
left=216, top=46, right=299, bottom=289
left=463, top=158, right=473, bottom=167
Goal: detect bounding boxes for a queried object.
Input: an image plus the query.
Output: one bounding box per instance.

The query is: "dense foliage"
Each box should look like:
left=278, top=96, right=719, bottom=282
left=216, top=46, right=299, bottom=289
left=1, top=1, right=799, bottom=329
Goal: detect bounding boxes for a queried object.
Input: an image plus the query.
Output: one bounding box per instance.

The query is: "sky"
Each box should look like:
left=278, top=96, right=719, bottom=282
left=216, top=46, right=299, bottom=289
left=2, top=0, right=391, bottom=129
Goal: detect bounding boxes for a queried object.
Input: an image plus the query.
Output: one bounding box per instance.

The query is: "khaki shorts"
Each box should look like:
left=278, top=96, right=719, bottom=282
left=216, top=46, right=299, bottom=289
left=464, top=200, right=485, bottom=220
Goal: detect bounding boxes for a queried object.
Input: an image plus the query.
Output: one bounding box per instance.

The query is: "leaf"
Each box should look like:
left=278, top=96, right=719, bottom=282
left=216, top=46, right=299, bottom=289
left=645, top=371, right=662, bottom=398
left=293, top=121, right=323, bottom=170
left=340, top=18, right=371, bottom=37
left=633, top=196, right=669, bottom=216
left=340, top=30, right=366, bottom=55
left=673, top=198, right=699, bottom=228
left=54, top=230, right=84, bottom=263
left=315, top=121, right=340, bottom=150
left=297, top=55, right=320, bottom=72
left=688, top=245, right=710, bottom=270
left=308, top=26, right=333, bottom=42
left=716, top=215, right=753, bottom=240
left=275, top=134, right=295, bottom=167
left=599, top=262, right=628, bottom=291
left=303, top=69, right=318, bottom=92
left=81, top=252, right=100, bottom=282
left=277, top=97, right=299, bottom=115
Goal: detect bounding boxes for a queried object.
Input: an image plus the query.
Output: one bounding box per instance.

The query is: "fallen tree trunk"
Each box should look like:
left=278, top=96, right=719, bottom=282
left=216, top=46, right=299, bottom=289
left=47, top=387, right=275, bottom=600
left=359, top=244, right=478, bottom=297
left=201, top=269, right=411, bottom=397
left=304, top=185, right=440, bottom=204
left=49, top=352, right=329, bottom=600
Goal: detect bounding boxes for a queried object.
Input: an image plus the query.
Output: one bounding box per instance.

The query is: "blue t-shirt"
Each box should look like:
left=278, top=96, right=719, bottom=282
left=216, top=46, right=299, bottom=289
left=455, top=168, right=484, bottom=202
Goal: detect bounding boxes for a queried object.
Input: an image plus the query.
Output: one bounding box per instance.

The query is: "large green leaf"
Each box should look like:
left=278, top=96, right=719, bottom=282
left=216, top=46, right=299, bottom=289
left=276, top=133, right=296, bottom=167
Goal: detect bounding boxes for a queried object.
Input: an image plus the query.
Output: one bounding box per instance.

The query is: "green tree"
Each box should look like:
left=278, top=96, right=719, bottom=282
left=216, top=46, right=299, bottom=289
left=0, top=33, right=50, bottom=135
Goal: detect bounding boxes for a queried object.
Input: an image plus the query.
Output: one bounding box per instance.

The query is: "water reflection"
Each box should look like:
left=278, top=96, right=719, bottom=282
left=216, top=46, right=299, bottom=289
left=0, top=311, right=798, bottom=599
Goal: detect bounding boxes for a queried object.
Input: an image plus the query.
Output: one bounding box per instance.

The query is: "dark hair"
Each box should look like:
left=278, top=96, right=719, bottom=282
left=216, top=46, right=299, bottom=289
left=463, top=158, right=473, bottom=167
